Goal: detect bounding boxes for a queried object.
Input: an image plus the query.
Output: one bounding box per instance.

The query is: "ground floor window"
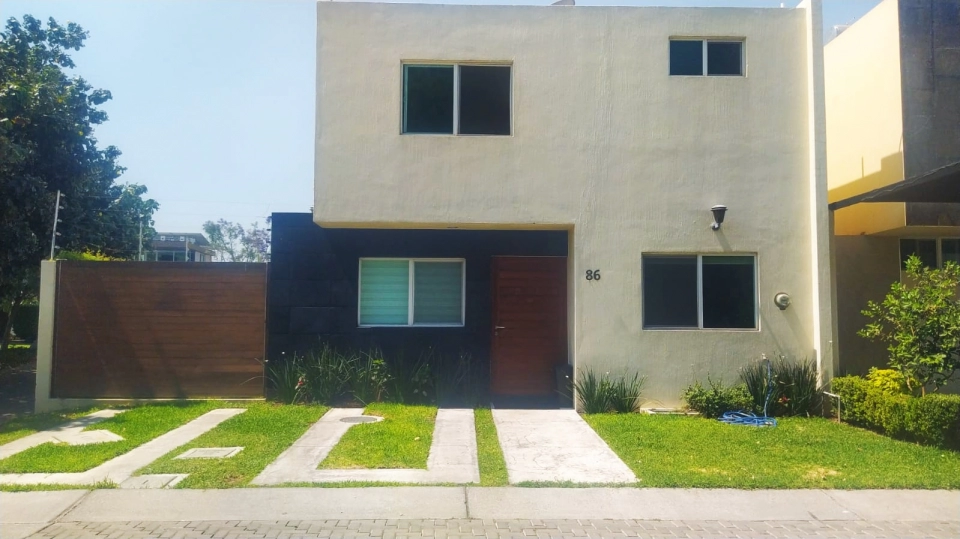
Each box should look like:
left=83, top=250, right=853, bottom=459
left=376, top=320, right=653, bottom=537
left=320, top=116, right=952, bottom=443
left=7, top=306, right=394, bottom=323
left=359, top=258, right=465, bottom=326
left=642, top=254, right=757, bottom=330
left=900, top=238, right=960, bottom=270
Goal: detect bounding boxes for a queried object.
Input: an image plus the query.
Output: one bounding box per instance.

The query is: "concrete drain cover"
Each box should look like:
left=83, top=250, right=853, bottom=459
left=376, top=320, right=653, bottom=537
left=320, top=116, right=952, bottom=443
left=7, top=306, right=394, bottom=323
left=340, top=416, right=383, bottom=424
left=175, top=447, right=244, bottom=459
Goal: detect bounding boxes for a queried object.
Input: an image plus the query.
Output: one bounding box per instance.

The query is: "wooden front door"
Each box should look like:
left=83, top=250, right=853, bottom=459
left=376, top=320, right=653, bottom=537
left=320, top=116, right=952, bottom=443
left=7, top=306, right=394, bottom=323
left=490, top=256, right=568, bottom=396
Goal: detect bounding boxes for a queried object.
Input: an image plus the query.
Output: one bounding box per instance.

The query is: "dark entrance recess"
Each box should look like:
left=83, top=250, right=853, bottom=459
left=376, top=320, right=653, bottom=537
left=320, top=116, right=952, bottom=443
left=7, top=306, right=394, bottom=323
left=268, top=214, right=568, bottom=398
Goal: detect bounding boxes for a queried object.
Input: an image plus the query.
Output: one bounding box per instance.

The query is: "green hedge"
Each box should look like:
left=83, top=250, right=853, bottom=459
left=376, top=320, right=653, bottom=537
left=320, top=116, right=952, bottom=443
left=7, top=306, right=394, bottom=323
left=11, top=305, right=39, bottom=342
left=832, top=375, right=960, bottom=448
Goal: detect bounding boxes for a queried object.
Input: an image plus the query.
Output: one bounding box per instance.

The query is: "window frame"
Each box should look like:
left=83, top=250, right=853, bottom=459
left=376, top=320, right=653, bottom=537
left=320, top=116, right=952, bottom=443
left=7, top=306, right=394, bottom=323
left=642, top=253, right=759, bottom=331
left=401, top=62, right=512, bottom=136
left=899, top=237, right=960, bottom=271
left=669, top=38, right=745, bottom=77
left=358, top=257, right=466, bottom=328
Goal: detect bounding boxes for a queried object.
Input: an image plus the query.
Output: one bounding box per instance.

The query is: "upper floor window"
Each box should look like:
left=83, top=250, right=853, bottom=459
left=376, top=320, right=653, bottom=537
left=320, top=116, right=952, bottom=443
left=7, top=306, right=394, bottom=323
left=670, top=39, right=743, bottom=76
left=402, top=64, right=511, bottom=136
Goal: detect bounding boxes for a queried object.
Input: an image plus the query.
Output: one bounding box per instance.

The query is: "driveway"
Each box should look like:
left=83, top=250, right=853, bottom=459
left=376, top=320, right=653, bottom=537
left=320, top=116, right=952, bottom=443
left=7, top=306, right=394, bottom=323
left=492, top=409, right=636, bottom=484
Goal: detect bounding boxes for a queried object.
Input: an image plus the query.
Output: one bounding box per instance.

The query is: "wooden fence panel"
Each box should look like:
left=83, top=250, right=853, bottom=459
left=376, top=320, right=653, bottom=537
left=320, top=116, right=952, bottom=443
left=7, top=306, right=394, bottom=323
left=52, top=261, right=266, bottom=398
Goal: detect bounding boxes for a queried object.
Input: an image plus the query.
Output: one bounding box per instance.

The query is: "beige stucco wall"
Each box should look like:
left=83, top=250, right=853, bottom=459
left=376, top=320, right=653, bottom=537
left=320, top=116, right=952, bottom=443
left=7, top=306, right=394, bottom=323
left=315, top=1, right=831, bottom=406
left=824, top=0, right=906, bottom=236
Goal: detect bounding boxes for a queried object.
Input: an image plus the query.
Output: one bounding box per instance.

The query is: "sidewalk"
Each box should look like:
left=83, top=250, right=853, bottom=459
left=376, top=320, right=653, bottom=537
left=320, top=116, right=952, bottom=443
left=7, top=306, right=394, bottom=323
left=2, top=487, right=958, bottom=538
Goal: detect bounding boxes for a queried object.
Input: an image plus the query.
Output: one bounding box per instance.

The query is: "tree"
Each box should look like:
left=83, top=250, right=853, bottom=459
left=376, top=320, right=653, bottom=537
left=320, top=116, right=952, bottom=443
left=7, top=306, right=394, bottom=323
left=0, top=15, right=158, bottom=348
left=202, top=218, right=270, bottom=263
left=859, top=255, right=960, bottom=395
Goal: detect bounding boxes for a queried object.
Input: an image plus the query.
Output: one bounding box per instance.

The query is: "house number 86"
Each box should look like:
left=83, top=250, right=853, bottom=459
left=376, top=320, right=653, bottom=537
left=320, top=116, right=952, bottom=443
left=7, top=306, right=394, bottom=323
left=585, top=270, right=601, bottom=281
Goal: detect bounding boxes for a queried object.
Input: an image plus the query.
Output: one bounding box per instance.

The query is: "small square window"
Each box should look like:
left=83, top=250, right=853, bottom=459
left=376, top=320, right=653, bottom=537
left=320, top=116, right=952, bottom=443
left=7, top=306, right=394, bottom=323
left=707, top=42, right=743, bottom=76
left=403, top=65, right=454, bottom=134
left=669, top=40, right=704, bottom=76
left=459, top=65, right=511, bottom=135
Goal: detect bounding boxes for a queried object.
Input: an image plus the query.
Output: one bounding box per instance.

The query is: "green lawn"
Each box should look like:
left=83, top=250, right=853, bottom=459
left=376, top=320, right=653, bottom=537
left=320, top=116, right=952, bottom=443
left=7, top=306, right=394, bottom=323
left=320, top=404, right=436, bottom=469
left=0, top=402, right=221, bottom=473
left=586, top=414, right=960, bottom=489
left=138, top=403, right=327, bottom=488
left=475, top=408, right=508, bottom=486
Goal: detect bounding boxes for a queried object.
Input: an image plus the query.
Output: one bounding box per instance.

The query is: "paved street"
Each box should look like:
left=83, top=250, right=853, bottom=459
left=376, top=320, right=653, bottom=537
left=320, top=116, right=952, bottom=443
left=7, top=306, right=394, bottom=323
left=24, top=517, right=960, bottom=539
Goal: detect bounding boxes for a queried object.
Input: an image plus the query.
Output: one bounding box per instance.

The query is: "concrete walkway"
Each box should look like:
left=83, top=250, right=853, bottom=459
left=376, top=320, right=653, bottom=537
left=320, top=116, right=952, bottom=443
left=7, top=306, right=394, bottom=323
left=0, top=409, right=245, bottom=487
left=0, top=410, right=125, bottom=461
left=252, top=408, right=479, bottom=485
left=2, top=488, right=957, bottom=539
left=492, top=409, right=636, bottom=484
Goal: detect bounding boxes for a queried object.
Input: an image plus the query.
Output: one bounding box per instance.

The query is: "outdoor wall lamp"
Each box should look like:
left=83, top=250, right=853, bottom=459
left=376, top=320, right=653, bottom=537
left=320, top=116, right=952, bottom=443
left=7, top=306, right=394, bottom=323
left=774, top=292, right=791, bottom=311
left=710, top=205, right=727, bottom=231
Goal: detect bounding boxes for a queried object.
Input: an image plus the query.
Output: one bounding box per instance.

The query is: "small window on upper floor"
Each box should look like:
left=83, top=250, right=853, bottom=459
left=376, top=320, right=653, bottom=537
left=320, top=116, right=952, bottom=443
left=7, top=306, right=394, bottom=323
left=670, top=39, right=743, bottom=76
left=403, top=63, right=511, bottom=135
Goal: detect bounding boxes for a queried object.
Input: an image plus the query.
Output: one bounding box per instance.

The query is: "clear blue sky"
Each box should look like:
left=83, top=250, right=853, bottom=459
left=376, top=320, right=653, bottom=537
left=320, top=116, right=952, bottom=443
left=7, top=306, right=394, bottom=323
left=1, top=0, right=882, bottom=234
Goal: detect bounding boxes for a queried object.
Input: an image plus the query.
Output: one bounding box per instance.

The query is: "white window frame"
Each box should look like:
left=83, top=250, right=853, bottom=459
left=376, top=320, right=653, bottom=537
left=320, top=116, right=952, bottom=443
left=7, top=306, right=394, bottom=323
left=401, top=62, right=513, bottom=136
left=669, top=38, right=745, bottom=77
left=358, top=257, right=466, bottom=327
left=899, top=237, right=960, bottom=271
left=642, top=253, right=759, bottom=331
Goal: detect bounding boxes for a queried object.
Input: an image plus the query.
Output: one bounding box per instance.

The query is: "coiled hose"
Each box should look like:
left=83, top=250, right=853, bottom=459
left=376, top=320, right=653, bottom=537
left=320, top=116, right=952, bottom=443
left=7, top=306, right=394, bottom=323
left=718, top=358, right=777, bottom=428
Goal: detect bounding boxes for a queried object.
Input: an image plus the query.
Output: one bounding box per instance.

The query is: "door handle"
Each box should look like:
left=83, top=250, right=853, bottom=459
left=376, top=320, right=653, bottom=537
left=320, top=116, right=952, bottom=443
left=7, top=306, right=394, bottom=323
left=495, top=326, right=506, bottom=330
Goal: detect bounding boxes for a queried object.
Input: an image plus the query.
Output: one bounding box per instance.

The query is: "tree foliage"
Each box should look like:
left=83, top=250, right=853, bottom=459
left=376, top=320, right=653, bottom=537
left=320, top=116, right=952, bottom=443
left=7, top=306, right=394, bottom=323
left=0, top=15, right=158, bottom=347
left=202, top=218, right=270, bottom=263
left=859, top=255, right=960, bottom=395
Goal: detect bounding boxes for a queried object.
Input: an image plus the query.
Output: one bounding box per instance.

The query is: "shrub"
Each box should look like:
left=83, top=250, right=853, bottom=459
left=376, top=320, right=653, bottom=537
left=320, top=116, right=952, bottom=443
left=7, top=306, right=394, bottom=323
left=867, top=367, right=908, bottom=395
left=266, top=353, right=304, bottom=405
left=859, top=255, right=960, bottom=394
left=389, top=350, right=433, bottom=404
left=575, top=369, right=614, bottom=414
left=349, top=349, right=391, bottom=404
left=682, top=378, right=754, bottom=418
left=741, top=356, right=822, bottom=417
left=609, top=372, right=646, bottom=413
left=775, top=357, right=821, bottom=417
left=301, top=343, right=351, bottom=404
left=832, top=374, right=960, bottom=448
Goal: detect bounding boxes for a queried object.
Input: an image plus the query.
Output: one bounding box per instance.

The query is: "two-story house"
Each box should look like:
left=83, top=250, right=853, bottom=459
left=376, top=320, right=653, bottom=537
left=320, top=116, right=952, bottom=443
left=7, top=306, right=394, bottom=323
left=826, top=0, right=960, bottom=375
left=269, top=0, right=835, bottom=407
left=148, top=233, right=216, bottom=262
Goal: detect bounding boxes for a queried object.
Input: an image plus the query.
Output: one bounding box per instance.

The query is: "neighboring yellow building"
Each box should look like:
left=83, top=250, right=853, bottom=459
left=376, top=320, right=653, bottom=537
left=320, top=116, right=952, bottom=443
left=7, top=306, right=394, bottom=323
left=826, top=0, right=960, bottom=374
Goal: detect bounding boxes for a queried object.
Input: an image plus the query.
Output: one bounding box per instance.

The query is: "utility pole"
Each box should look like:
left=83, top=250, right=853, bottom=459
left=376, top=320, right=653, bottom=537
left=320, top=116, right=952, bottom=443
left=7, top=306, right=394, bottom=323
left=48, top=190, right=63, bottom=260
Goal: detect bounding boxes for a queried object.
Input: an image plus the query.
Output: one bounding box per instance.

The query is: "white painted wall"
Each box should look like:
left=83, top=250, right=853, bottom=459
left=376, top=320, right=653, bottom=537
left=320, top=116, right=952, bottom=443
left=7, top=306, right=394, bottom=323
left=315, top=1, right=832, bottom=406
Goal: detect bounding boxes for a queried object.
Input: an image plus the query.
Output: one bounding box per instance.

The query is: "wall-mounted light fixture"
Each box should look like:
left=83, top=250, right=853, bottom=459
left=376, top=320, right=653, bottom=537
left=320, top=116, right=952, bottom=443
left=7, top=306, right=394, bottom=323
left=774, top=292, right=791, bottom=311
left=710, top=205, right=727, bottom=231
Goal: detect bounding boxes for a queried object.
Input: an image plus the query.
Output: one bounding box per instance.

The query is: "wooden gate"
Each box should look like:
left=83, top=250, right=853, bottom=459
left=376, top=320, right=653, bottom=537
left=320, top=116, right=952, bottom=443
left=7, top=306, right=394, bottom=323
left=52, top=261, right=266, bottom=399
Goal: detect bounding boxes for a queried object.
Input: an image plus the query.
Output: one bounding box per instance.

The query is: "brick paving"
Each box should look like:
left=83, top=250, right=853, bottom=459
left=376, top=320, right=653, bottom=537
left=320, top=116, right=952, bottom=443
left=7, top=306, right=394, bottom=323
left=26, top=518, right=960, bottom=539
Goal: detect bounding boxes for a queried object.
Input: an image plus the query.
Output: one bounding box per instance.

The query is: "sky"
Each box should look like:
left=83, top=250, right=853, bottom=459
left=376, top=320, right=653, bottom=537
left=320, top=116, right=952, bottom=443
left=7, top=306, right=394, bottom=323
left=1, top=0, right=883, bottom=234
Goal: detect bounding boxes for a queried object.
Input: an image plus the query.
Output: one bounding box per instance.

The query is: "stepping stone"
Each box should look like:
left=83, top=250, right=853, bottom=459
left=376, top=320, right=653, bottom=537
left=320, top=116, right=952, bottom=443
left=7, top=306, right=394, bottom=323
left=49, top=430, right=124, bottom=446
left=120, top=474, right=187, bottom=489
left=175, top=447, right=243, bottom=459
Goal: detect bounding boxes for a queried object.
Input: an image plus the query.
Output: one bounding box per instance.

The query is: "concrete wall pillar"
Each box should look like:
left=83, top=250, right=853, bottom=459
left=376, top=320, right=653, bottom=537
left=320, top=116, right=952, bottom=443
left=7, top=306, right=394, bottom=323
left=34, top=260, right=58, bottom=413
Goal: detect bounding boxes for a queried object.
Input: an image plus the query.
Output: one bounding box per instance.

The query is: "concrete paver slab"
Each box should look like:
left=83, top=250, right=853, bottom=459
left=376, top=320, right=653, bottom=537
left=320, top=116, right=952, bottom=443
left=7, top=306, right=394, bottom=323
left=0, top=409, right=245, bottom=486
left=823, top=489, right=960, bottom=521
left=174, top=447, right=243, bottom=459
left=60, top=487, right=468, bottom=521
left=253, top=408, right=478, bottom=485
left=492, top=409, right=636, bottom=484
